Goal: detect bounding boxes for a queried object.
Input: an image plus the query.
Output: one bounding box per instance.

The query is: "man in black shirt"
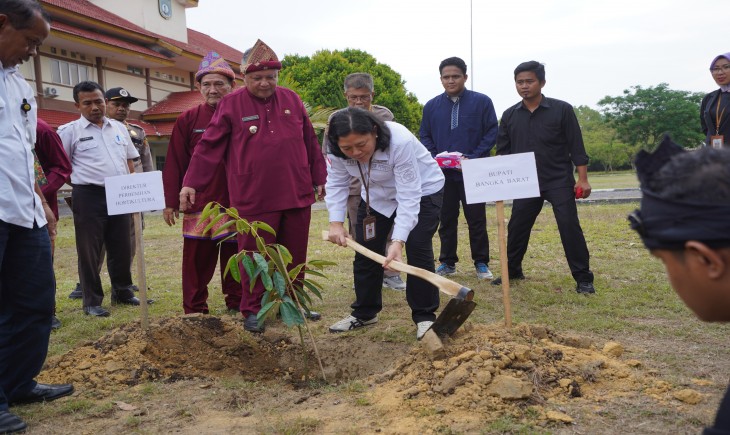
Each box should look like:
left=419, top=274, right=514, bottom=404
left=494, top=61, right=595, bottom=294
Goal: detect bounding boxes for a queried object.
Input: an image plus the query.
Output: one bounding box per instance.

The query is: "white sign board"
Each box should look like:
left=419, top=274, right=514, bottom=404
left=461, top=153, right=540, bottom=204
left=105, top=171, right=166, bottom=215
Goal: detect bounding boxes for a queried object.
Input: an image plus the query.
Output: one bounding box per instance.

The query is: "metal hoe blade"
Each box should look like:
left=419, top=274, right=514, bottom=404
left=431, top=297, right=477, bottom=337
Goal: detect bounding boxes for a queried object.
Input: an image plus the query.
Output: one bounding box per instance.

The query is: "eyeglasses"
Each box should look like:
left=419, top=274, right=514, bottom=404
left=346, top=94, right=372, bottom=103
left=710, top=64, right=730, bottom=74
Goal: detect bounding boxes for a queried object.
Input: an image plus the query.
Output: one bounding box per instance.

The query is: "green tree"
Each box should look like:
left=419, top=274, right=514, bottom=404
left=574, top=105, right=635, bottom=171
left=281, top=49, right=423, bottom=132
left=598, top=83, right=704, bottom=150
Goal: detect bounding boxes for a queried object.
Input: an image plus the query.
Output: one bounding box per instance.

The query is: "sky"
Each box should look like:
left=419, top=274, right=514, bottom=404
left=187, top=0, right=726, bottom=115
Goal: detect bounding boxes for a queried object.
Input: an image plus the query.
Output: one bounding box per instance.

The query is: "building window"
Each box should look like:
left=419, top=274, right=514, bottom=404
left=127, top=65, right=143, bottom=75
left=50, top=59, right=89, bottom=86
left=155, top=155, right=165, bottom=171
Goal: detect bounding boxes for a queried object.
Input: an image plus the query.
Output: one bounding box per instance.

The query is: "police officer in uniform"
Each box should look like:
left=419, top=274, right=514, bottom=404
left=105, top=87, right=153, bottom=173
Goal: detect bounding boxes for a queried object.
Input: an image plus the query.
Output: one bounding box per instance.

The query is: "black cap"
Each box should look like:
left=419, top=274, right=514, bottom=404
left=105, top=87, right=139, bottom=103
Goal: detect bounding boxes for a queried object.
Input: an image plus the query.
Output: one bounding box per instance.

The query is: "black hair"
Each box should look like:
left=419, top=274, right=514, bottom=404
left=439, top=57, right=467, bottom=75
left=647, top=147, right=730, bottom=202
left=73, top=81, right=105, bottom=103
left=327, top=107, right=391, bottom=159
left=0, top=0, right=50, bottom=28
left=514, top=61, right=546, bottom=82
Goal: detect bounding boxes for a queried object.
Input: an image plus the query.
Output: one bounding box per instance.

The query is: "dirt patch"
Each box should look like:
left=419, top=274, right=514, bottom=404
left=36, top=317, right=718, bottom=433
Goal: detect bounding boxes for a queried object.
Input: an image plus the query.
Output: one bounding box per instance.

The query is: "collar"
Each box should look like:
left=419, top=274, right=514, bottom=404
left=518, top=94, right=549, bottom=111
left=79, top=115, right=110, bottom=129
left=443, top=89, right=467, bottom=101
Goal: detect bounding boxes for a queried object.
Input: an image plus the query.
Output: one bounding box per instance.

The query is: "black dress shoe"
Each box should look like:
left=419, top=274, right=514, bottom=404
left=576, top=282, right=596, bottom=295
left=68, top=283, right=82, bottom=299
left=302, top=309, right=321, bottom=321
left=51, top=315, right=62, bottom=330
left=243, top=315, right=265, bottom=333
left=130, top=284, right=139, bottom=292
left=491, top=273, right=526, bottom=286
left=111, top=296, right=155, bottom=306
left=0, top=411, right=26, bottom=434
left=10, top=383, right=74, bottom=406
left=84, top=306, right=110, bottom=317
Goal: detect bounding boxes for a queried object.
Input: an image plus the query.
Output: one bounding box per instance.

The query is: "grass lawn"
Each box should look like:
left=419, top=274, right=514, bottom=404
left=42, top=201, right=728, bottom=433
left=588, top=170, right=639, bottom=190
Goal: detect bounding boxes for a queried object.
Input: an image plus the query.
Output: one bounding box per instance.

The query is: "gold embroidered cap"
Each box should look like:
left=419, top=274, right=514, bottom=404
left=241, top=39, right=282, bottom=74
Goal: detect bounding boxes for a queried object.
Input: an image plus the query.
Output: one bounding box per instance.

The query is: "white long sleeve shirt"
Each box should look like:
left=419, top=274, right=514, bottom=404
left=58, top=116, right=138, bottom=186
left=326, top=121, right=444, bottom=241
left=0, top=62, right=45, bottom=228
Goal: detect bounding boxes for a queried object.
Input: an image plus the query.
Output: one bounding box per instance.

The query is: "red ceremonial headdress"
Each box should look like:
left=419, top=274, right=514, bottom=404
left=241, top=39, right=281, bottom=74
left=195, top=51, right=236, bottom=83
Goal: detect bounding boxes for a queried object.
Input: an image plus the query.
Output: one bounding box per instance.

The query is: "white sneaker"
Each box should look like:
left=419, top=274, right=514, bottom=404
left=416, top=321, right=434, bottom=340
left=329, top=315, right=378, bottom=333
left=475, top=263, right=493, bottom=280
left=383, top=275, right=406, bottom=290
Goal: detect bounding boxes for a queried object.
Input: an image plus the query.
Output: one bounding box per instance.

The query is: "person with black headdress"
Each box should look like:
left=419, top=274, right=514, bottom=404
left=629, top=136, right=730, bottom=434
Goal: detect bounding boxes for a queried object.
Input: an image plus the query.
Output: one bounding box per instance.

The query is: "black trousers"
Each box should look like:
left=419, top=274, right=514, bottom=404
left=506, top=186, right=593, bottom=283
left=438, top=179, right=489, bottom=266
left=0, top=221, right=54, bottom=411
left=351, top=190, right=443, bottom=324
left=72, top=184, right=134, bottom=307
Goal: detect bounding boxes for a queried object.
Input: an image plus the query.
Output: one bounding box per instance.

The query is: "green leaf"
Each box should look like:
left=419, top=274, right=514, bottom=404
left=295, top=287, right=312, bottom=305
left=260, top=271, right=273, bottom=291
left=288, top=264, right=305, bottom=280
left=202, top=212, right=226, bottom=236
left=255, top=235, right=266, bottom=253
left=225, top=256, right=241, bottom=283
left=301, top=279, right=323, bottom=300
left=304, top=268, right=327, bottom=278
left=253, top=253, right=269, bottom=274
left=199, top=201, right=215, bottom=221
left=236, top=219, right=251, bottom=235
left=260, top=288, right=271, bottom=307
left=253, top=221, right=276, bottom=236
left=258, top=300, right=280, bottom=323
left=280, top=300, right=303, bottom=327
left=266, top=246, right=287, bottom=274
left=241, top=255, right=255, bottom=281
left=308, top=259, right=337, bottom=269
left=272, top=270, right=287, bottom=295
left=212, top=220, right=237, bottom=237
left=277, top=245, right=293, bottom=264
left=226, top=207, right=240, bottom=219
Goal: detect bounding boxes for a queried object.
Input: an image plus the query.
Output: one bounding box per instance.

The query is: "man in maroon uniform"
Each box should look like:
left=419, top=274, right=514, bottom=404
left=179, top=40, right=327, bottom=332
left=162, top=51, right=241, bottom=314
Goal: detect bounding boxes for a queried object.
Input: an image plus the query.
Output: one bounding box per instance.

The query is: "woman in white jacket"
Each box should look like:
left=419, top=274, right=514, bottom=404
left=325, top=107, right=445, bottom=340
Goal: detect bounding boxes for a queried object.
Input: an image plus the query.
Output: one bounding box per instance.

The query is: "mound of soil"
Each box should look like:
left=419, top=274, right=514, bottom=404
left=39, top=316, right=711, bottom=432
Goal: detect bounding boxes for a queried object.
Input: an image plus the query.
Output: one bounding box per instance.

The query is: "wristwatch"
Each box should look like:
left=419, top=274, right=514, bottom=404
left=391, top=239, right=406, bottom=247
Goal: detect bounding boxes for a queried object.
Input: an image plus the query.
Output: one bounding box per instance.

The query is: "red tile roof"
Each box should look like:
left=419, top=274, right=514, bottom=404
left=38, top=108, right=79, bottom=128
left=52, top=21, right=169, bottom=60
left=38, top=109, right=175, bottom=137
left=142, top=90, right=204, bottom=117
left=42, top=1, right=244, bottom=68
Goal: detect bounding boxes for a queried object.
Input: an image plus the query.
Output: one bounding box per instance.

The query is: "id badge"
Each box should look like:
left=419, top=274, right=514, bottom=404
left=711, top=135, right=724, bottom=149
left=363, top=215, right=376, bottom=241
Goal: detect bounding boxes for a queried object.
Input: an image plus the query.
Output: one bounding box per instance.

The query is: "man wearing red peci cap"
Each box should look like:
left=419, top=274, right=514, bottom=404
left=162, top=51, right=242, bottom=315
left=179, top=40, right=327, bottom=332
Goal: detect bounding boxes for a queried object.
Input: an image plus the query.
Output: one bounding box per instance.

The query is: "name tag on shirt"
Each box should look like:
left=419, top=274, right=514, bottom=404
left=242, top=115, right=260, bottom=122
left=79, top=136, right=93, bottom=142
left=193, top=129, right=205, bottom=133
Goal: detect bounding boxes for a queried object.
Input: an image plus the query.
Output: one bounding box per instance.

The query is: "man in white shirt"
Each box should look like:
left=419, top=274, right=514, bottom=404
left=0, top=2, right=73, bottom=432
left=59, top=81, right=140, bottom=317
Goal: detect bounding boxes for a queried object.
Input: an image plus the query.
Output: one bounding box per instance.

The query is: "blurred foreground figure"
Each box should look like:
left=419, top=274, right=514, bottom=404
left=629, top=137, right=730, bottom=434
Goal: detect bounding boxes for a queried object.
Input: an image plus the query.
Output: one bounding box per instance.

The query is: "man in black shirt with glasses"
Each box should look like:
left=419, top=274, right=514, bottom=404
left=493, top=60, right=595, bottom=295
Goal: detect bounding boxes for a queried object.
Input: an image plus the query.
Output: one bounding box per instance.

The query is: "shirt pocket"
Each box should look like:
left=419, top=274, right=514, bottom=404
left=78, top=140, right=99, bottom=151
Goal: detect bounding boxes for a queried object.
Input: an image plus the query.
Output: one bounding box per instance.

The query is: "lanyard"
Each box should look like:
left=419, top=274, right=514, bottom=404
left=356, top=154, right=375, bottom=217
left=716, top=94, right=727, bottom=135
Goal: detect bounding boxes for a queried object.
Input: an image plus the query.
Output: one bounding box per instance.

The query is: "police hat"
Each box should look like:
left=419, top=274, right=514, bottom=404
left=105, top=87, right=139, bottom=103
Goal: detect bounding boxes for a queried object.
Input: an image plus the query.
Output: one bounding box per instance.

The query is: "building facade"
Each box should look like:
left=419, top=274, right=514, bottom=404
left=24, top=0, right=244, bottom=170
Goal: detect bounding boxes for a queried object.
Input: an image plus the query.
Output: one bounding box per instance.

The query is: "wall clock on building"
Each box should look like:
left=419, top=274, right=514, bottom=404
left=159, top=0, right=172, bottom=19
